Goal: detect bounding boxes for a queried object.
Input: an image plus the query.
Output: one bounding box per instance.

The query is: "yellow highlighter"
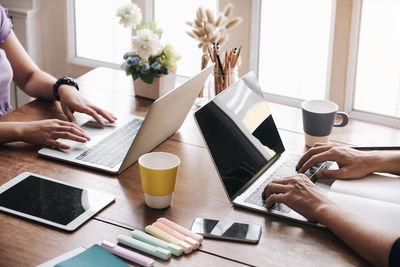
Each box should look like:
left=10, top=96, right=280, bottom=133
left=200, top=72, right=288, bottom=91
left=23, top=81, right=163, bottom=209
left=153, top=222, right=199, bottom=250
left=145, top=225, right=193, bottom=254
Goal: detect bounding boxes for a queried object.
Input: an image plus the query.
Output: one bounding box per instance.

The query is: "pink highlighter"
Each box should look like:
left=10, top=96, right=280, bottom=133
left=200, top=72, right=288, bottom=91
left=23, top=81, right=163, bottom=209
left=101, top=240, right=155, bottom=267
left=156, top=217, right=204, bottom=243
left=153, top=222, right=199, bottom=250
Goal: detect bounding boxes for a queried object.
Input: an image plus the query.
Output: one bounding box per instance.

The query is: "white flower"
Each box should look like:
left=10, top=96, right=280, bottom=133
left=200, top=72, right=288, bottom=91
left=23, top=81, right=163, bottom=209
left=116, top=3, right=142, bottom=28
left=131, top=29, right=163, bottom=59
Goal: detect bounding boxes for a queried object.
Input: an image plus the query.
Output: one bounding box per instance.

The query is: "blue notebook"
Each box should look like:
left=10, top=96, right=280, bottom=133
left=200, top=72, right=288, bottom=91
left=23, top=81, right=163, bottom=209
left=54, top=244, right=129, bottom=267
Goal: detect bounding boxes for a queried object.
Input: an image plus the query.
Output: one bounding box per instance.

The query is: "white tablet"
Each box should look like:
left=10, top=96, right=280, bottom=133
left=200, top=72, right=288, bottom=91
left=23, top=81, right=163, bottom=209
left=0, top=172, right=115, bottom=231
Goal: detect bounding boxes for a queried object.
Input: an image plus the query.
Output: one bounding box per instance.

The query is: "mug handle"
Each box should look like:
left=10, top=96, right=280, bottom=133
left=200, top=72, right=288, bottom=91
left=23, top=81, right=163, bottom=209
left=334, top=112, right=349, bottom=127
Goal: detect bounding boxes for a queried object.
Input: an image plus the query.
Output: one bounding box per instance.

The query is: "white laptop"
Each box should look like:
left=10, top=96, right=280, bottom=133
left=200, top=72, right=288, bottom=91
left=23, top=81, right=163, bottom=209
left=39, top=65, right=213, bottom=174
left=194, top=71, right=336, bottom=225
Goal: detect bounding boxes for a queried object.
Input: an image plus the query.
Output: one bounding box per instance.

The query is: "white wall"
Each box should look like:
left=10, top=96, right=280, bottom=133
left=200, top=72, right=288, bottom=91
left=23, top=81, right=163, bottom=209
left=37, top=0, right=92, bottom=78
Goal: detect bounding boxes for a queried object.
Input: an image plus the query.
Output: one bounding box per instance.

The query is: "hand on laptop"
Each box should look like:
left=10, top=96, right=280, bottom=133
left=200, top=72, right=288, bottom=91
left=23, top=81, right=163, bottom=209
left=262, top=174, right=334, bottom=222
left=58, top=85, right=117, bottom=126
left=296, top=143, right=375, bottom=180
left=20, top=119, right=90, bottom=149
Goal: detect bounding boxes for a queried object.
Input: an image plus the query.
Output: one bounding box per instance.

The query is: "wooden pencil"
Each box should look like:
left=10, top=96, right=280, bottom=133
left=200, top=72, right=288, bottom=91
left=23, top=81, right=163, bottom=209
left=232, top=46, right=241, bottom=67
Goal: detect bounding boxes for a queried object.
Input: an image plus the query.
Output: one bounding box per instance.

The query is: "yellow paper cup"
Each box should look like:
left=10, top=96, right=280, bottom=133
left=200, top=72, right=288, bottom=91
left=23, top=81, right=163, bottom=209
left=138, top=152, right=180, bottom=209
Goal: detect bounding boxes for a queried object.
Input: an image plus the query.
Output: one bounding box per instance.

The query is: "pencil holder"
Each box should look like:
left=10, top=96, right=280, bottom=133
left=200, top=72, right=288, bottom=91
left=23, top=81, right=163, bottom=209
left=212, top=67, right=239, bottom=96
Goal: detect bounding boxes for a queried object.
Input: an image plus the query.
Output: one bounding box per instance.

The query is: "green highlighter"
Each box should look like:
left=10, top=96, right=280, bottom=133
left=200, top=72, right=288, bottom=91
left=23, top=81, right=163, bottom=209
left=132, top=229, right=183, bottom=256
left=117, top=234, right=171, bottom=260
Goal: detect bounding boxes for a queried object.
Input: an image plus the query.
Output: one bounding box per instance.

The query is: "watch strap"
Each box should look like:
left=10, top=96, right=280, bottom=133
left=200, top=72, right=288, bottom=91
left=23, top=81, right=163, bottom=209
left=53, top=76, right=79, bottom=101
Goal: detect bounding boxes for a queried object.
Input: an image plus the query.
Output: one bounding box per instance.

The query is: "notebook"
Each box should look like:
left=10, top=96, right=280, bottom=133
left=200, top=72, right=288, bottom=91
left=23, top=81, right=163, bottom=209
left=38, top=65, right=213, bottom=174
left=194, top=71, right=336, bottom=225
left=37, top=245, right=129, bottom=267
left=326, top=173, right=400, bottom=232
left=37, top=246, right=86, bottom=267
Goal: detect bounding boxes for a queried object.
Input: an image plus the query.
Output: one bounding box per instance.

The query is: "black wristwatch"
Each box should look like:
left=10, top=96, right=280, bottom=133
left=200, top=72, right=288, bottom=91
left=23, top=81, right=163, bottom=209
left=53, top=76, right=79, bottom=101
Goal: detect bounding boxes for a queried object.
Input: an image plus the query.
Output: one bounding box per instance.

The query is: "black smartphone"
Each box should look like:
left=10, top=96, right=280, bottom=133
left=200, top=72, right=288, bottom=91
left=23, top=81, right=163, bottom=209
left=190, top=218, right=262, bottom=243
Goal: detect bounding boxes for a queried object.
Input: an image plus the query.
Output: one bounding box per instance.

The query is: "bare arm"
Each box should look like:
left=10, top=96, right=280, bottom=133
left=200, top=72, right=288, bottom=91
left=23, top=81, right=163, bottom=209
left=0, top=122, right=23, bottom=143
left=263, top=175, right=400, bottom=267
left=371, top=151, right=400, bottom=175
left=0, top=29, right=117, bottom=147
left=0, top=30, right=116, bottom=124
left=0, top=120, right=90, bottom=149
left=318, top=202, right=398, bottom=267
left=0, top=31, right=55, bottom=99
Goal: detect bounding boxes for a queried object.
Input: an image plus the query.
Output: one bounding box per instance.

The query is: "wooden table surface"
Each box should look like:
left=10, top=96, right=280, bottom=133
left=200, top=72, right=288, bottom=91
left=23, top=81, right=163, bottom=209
left=1, top=67, right=398, bottom=266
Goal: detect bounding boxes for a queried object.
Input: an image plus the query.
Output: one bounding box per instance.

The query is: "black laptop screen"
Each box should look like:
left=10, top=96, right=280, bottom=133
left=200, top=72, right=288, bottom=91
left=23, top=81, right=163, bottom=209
left=195, top=72, right=284, bottom=200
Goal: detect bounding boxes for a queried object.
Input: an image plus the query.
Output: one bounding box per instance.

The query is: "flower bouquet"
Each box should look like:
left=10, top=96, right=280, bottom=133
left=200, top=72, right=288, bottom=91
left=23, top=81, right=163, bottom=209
left=186, top=3, right=242, bottom=69
left=117, top=3, right=181, bottom=99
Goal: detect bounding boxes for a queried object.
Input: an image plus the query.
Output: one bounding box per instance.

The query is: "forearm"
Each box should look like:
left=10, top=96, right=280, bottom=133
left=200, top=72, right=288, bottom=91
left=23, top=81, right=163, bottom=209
left=1, top=31, right=56, bottom=100
left=0, top=122, right=25, bottom=143
left=21, top=70, right=56, bottom=101
left=367, top=151, right=400, bottom=175
left=317, top=204, right=399, bottom=266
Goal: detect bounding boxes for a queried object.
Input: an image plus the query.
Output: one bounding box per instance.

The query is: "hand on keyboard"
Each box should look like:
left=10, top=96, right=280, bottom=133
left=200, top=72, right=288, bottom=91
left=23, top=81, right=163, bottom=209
left=21, top=119, right=90, bottom=150
left=297, top=143, right=368, bottom=180
left=262, top=174, right=333, bottom=222
left=76, top=118, right=142, bottom=168
left=244, top=154, right=332, bottom=213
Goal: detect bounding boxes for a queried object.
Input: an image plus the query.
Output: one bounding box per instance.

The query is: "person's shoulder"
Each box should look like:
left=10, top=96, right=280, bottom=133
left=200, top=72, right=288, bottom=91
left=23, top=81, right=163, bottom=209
left=0, top=5, right=13, bottom=44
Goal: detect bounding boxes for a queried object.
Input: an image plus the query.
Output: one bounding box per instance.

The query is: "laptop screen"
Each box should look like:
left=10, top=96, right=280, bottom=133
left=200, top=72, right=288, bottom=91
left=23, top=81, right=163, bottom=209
left=195, top=72, right=284, bottom=200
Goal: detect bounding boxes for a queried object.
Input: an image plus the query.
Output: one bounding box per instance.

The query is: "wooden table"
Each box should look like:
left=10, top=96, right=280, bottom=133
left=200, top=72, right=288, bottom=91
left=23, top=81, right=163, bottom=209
left=1, top=67, right=398, bottom=266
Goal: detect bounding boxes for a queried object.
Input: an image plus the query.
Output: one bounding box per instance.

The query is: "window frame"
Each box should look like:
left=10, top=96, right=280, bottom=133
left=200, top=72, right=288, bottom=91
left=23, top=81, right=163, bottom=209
left=251, top=0, right=336, bottom=107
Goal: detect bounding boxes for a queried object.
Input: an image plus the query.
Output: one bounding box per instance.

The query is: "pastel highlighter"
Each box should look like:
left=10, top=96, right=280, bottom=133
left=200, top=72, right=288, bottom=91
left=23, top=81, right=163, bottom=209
left=157, top=217, right=203, bottom=243
left=117, top=234, right=171, bottom=260
left=145, top=225, right=193, bottom=254
left=153, top=222, right=199, bottom=250
left=131, top=229, right=183, bottom=257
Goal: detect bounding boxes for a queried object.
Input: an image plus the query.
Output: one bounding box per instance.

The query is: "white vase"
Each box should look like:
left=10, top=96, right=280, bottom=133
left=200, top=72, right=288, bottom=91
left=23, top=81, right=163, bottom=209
left=133, top=72, right=176, bottom=100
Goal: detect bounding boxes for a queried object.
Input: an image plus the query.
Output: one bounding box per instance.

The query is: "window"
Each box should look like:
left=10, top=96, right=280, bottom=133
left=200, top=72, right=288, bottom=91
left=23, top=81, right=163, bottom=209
left=72, top=0, right=131, bottom=67
left=153, top=0, right=217, bottom=78
left=253, top=0, right=400, bottom=127
left=69, top=0, right=217, bottom=77
left=353, top=0, right=400, bottom=118
left=68, top=0, right=400, bottom=127
left=258, top=0, right=333, bottom=102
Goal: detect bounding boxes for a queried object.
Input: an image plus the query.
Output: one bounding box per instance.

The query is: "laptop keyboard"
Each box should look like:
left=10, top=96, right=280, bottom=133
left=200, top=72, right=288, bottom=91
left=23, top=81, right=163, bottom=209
left=244, top=154, right=333, bottom=213
left=75, top=118, right=143, bottom=168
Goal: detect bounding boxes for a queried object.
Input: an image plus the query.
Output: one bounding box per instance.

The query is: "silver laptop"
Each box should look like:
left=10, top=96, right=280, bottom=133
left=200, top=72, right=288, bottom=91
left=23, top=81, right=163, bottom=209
left=39, top=65, right=213, bottom=174
left=194, top=71, right=336, bottom=225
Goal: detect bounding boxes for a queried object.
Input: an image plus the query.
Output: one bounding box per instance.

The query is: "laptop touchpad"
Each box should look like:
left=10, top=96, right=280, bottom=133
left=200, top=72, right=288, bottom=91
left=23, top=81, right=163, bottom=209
left=82, top=120, right=117, bottom=129
left=80, top=120, right=117, bottom=139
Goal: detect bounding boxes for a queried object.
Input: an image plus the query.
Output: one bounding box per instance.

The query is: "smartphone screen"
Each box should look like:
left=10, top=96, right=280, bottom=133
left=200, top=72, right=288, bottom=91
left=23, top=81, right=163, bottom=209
left=191, top=218, right=262, bottom=243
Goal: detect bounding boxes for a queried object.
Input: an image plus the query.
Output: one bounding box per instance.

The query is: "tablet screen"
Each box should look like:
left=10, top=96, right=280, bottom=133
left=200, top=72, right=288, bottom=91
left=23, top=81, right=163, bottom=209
left=0, top=175, right=87, bottom=225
